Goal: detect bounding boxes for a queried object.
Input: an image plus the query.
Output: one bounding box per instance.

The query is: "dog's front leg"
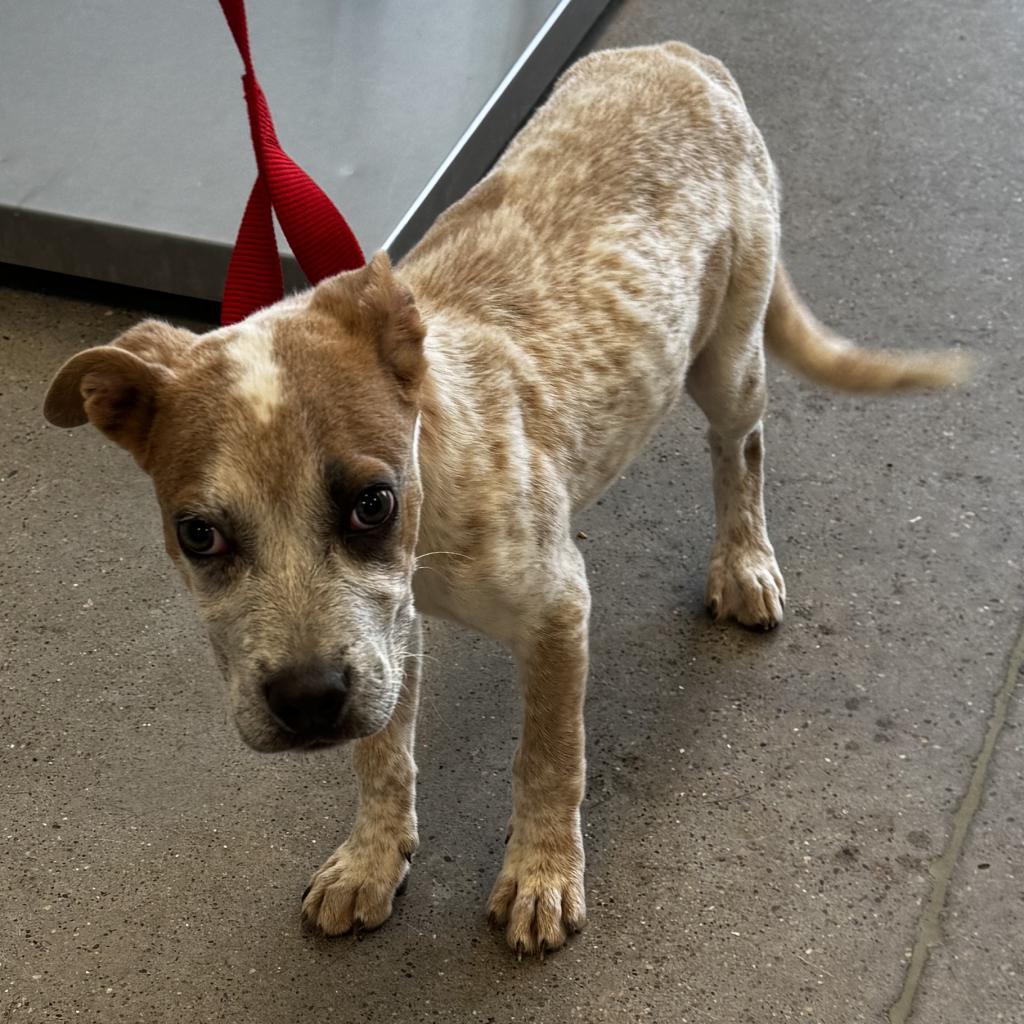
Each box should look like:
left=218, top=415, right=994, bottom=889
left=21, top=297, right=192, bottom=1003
left=302, top=622, right=420, bottom=935
left=488, top=552, right=589, bottom=956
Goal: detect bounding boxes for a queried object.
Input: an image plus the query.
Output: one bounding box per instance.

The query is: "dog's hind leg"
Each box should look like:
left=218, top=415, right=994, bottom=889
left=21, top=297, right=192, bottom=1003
left=301, top=620, right=421, bottom=934
left=686, top=257, right=786, bottom=629
left=487, top=541, right=589, bottom=957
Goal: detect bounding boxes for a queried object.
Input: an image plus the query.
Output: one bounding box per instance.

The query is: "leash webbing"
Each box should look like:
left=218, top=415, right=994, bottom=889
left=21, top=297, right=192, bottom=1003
left=218, top=0, right=365, bottom=325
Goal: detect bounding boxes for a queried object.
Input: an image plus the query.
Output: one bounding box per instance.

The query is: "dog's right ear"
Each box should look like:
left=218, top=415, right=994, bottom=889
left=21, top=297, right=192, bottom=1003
left=311, top=252, right=427, bottom=394
left=43, top=320, right=192, bottom=462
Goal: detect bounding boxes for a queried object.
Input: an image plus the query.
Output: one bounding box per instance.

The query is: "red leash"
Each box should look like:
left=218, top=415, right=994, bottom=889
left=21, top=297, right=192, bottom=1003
left=218, top=0, right=365, bottom=325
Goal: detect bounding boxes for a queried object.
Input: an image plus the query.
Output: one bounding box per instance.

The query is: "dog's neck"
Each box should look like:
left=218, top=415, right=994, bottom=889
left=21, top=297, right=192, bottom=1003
left=407, top=309, right=514, bottom=621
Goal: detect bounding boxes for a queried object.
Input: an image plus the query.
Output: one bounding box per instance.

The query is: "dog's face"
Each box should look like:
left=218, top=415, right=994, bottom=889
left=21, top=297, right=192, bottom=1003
left=44, top=254, right=427, bottom=751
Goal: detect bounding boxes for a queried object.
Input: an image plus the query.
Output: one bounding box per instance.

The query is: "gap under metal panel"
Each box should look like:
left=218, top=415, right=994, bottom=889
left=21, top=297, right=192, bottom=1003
left=0, top=0, right=609, bottom=301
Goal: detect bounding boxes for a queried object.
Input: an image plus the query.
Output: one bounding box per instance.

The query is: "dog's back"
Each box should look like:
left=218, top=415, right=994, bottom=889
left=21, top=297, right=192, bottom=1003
left=400, top=42, right=963, bottom=523
left=401, top=43, right=777, bottom=512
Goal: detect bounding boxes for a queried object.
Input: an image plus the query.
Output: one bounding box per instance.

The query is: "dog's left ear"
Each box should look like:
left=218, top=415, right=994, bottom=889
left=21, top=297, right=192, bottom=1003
left=43, top=320, right=193, bottom=463
left=312, top=251, right=426, bottom=391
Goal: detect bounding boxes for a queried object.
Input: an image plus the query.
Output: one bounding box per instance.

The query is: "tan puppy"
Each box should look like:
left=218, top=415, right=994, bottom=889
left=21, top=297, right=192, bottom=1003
left=43, top=43, right=964, bottom=957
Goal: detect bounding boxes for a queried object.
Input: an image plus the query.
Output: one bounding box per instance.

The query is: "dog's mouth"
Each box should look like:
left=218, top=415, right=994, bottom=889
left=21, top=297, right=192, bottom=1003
left=240, top=720, right=359, bottom=754
left=271, top=730, right=350, bottom=753
left=301, top=736, right=343, bottom=751
left=235, top=694, right=395, bottom=754
left=285, top=713, right=381, bottom=751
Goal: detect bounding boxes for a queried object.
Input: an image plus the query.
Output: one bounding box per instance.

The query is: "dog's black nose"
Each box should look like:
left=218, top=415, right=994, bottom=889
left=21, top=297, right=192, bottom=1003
left=262, top=661, right=350, bottom=740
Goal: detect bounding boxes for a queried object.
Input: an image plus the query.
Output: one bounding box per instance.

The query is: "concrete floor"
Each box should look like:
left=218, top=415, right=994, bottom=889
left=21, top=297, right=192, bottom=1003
left=2, top=0, right=1022, bottom=1021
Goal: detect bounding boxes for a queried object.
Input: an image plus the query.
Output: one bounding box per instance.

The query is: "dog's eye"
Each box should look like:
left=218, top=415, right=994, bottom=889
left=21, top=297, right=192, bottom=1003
left=349, top=487, right=396, bottom=531
left=177, top=517, right=228, bottom=557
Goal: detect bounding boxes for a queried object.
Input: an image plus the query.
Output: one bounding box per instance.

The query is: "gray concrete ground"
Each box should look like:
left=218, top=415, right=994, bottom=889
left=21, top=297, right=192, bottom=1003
left=2, top=0, right=1022, bottom=1021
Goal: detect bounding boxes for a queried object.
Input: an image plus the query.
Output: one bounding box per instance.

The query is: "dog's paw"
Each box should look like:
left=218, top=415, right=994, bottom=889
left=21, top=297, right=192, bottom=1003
left=487, top=829, right=586, bottom=957
left=301, top=830, right=415, bottom=936
left=706, top=544, right=786, bottom=630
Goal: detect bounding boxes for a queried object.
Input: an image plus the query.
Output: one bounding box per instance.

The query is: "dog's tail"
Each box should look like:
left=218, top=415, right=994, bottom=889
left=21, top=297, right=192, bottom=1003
left=764, top=261, right=969, bottom=392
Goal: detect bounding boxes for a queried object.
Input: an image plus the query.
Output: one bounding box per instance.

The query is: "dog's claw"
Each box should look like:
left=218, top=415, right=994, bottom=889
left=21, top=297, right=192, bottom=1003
left=301, top=884, right=312, bottom=902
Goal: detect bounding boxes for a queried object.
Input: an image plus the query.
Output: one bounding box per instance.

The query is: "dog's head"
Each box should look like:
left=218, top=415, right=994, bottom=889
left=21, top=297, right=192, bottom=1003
left=43, top=253, right=426, bottom=751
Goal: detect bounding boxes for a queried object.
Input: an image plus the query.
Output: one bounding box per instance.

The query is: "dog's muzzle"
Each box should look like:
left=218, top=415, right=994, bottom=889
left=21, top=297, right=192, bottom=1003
left=262, top=659, right=351, bottom=746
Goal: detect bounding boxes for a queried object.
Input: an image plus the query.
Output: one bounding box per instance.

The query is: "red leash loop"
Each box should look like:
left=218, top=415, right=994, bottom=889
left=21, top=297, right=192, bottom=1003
left=218, top=0, right=365, bottom=325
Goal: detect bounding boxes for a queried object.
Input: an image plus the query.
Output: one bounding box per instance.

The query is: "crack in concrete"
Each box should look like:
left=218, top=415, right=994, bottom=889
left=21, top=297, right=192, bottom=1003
left=887, top=618, right=1024, bottom=1024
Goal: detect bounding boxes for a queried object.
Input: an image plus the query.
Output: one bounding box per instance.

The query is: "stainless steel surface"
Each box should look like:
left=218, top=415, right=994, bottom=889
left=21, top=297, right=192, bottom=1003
left=0, top=0, right=609, bottom=300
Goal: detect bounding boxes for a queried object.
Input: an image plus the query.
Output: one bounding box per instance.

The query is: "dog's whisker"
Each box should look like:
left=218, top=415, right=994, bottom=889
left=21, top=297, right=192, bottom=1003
left=415, top=549, right=473, bottom=563
left=398, top=650, right=439, bottom=667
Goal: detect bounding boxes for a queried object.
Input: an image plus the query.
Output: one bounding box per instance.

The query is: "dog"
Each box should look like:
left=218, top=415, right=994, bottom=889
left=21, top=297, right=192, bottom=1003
left=43, top=43, right=964, bottom=957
